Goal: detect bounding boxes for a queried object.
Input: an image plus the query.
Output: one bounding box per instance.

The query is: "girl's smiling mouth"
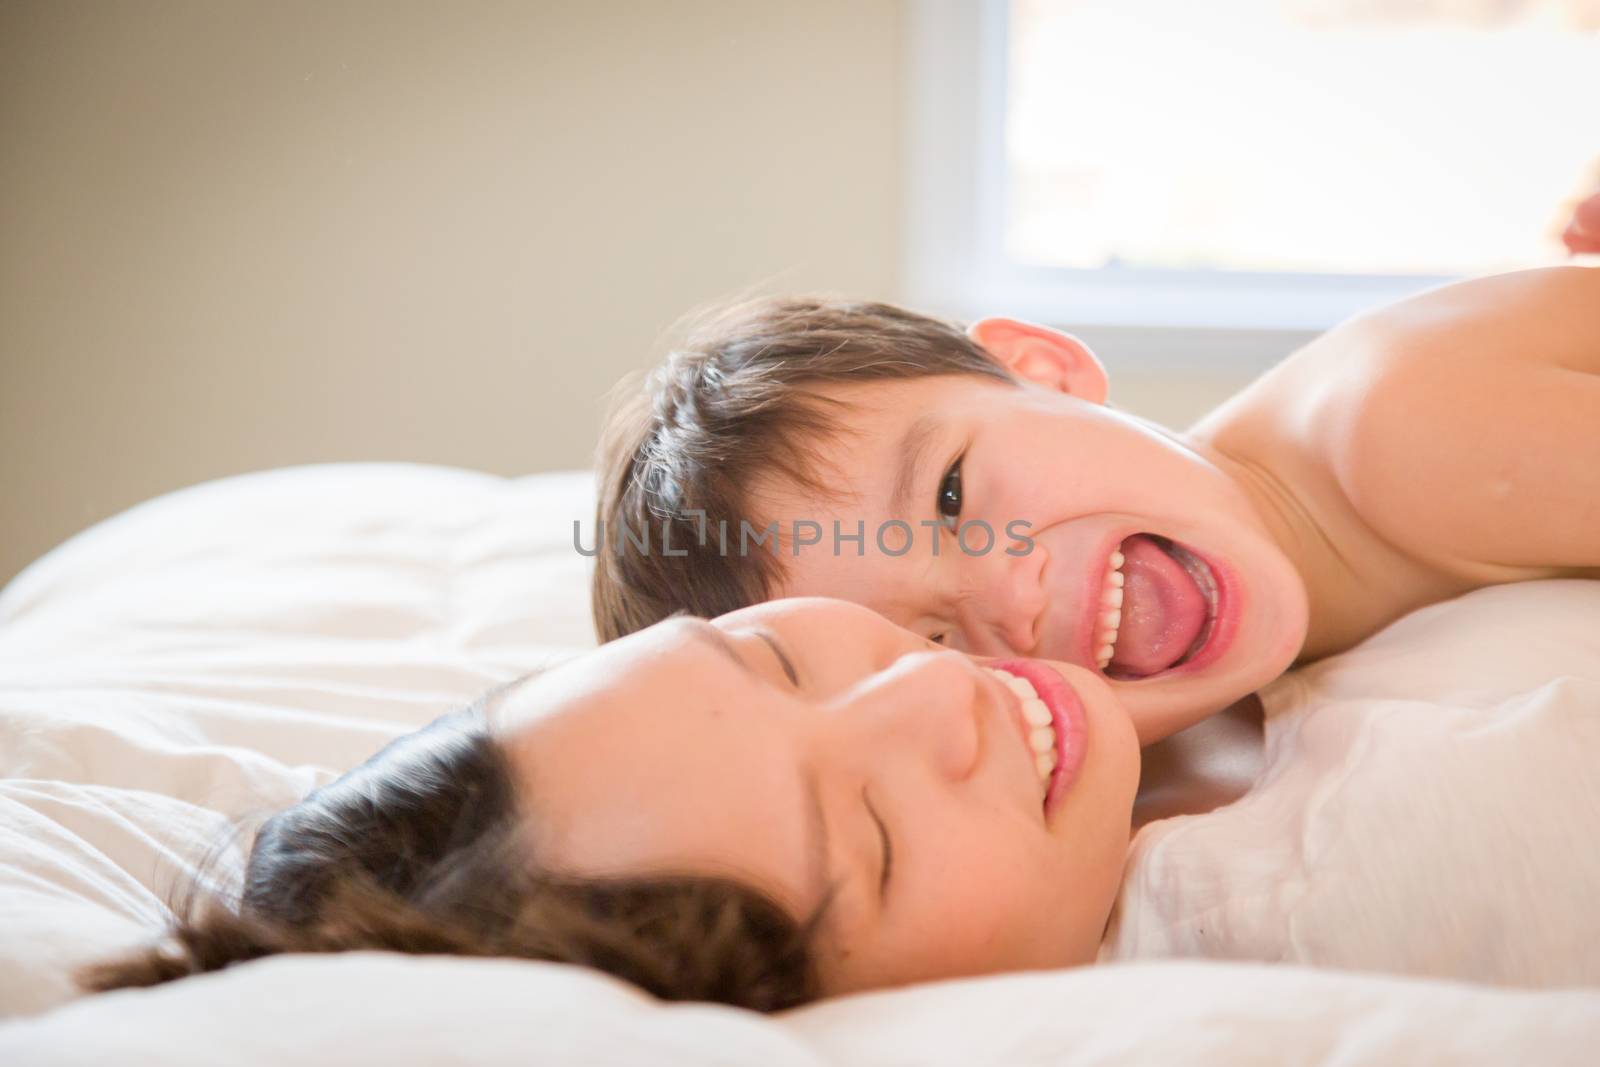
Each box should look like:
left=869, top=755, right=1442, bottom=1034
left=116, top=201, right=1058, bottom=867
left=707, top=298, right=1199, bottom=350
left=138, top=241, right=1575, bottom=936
left=984, top=659, right=1088, bottom=816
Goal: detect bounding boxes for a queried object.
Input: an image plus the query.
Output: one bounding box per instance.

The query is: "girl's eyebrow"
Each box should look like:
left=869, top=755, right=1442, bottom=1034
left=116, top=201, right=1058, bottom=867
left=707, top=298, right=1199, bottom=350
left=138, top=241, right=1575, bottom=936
left=753, top=628, right=800, bottom=687
left=691, top=623, right=752, bottom=674
left=687, top=622, right=843, bottom=923
left=688, top=622, right=799, bottom=688
left=800, top=762, right=837, bottom=917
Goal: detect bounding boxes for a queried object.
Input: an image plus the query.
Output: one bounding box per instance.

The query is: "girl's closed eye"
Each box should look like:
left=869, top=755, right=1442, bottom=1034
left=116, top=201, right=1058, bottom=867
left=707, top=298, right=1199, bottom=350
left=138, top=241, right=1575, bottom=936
left=865, top=788, right=893, bottom=900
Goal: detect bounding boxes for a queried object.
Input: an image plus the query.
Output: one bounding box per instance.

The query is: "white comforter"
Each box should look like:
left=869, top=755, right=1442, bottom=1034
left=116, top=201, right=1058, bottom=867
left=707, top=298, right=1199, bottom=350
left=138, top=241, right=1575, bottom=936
left=1, top=464, right=1596, bottom=1064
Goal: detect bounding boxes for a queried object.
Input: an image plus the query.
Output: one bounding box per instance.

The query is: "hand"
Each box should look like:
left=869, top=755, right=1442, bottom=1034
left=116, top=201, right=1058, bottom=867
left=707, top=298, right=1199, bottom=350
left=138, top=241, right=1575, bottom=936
left=1562, top=190, right=1600, bottom=255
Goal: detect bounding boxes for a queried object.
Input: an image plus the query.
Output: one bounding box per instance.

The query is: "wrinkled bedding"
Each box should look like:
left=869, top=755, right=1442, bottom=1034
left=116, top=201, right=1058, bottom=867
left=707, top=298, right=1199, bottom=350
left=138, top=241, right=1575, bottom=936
left=1105, top=581, right=1600, bottom=986
left=1, top=463, right=1596, bottom=1064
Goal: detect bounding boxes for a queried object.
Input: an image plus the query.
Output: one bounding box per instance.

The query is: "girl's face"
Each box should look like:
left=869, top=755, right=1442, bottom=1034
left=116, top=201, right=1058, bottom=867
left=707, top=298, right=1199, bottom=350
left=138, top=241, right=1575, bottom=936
left=494, top=597, right=1140, bottom=995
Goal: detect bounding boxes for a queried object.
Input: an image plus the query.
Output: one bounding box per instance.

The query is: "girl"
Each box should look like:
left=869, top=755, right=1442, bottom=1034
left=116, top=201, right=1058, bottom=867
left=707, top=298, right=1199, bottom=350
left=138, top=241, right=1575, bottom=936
left=85, top=597, right=1146, bottom=1007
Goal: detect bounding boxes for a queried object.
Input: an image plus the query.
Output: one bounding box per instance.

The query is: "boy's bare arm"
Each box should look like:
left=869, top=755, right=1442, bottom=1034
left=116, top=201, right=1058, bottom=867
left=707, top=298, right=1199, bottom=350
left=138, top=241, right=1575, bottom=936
left=1328, top=267, right=1600, bottom=578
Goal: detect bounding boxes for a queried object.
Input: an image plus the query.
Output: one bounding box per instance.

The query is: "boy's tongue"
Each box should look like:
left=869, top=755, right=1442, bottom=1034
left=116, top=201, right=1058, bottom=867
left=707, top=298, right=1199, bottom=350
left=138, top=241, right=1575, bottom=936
left=1108, top=535, right=1208, bottom=676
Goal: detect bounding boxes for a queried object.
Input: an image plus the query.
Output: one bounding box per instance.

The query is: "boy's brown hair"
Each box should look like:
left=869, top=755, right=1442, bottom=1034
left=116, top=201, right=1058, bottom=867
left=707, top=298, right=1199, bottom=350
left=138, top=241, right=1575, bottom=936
left=591, top=296, right=1012, bottom=642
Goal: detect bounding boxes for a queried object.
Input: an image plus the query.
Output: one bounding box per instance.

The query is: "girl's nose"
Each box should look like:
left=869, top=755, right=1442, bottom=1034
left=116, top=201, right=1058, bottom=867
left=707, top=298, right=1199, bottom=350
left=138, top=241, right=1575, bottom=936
left=824, top=651, right=982, bottom=783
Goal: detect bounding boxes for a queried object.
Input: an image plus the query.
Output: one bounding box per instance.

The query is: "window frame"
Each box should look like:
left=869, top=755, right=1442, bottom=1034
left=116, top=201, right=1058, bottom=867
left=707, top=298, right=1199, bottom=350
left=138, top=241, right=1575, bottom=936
left=900, top=0, right=1463, bottom=364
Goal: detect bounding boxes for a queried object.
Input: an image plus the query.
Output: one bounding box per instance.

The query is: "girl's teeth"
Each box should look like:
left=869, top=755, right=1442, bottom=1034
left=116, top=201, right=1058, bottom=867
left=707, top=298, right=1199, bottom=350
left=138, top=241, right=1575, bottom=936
left=983, top=666, right=1059, bottom=791
left=1096, top=546, right=1129, bottom=669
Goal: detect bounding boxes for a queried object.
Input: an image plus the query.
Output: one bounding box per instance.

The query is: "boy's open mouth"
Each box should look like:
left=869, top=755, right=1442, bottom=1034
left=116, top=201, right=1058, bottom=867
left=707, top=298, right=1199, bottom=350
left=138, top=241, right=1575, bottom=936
left=1092, top=534, right=1219, bottom=680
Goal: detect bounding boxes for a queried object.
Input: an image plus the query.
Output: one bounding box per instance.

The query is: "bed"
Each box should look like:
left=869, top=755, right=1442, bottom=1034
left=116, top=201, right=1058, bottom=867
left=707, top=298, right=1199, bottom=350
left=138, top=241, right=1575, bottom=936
left=2, top=463, right=1596, bottom=1064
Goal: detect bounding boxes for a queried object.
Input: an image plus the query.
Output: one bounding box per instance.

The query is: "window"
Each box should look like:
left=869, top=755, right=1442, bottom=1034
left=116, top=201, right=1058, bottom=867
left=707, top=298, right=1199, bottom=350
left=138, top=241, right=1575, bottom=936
left=905, top=0, right=1599, bottom=343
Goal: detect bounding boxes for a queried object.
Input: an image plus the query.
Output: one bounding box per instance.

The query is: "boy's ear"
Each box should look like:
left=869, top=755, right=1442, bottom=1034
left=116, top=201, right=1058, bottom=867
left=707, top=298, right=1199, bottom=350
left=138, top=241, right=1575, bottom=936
left=967, top=318, right=1108, bottom=404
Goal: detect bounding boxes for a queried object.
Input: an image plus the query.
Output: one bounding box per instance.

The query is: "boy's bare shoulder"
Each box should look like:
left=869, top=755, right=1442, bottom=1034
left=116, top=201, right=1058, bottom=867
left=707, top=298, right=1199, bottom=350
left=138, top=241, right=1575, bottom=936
left=1344, top=265, right=1600, bottom=371
left=1190, top=267, right=1597, bottom=657
left=1319, top=267, right=1600, bottom=577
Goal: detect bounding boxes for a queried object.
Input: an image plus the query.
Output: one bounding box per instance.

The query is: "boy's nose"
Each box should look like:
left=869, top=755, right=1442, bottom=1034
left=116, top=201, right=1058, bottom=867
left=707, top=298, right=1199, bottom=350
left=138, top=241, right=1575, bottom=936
left=827, top=651, right=981, bottom=783
left=958, top=542, right=1049, bottom=656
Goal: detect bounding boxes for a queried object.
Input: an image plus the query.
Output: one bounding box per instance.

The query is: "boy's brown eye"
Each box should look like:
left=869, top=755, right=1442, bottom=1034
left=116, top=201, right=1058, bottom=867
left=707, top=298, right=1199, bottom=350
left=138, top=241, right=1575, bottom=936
left=936, top=457, right=964, bottom=530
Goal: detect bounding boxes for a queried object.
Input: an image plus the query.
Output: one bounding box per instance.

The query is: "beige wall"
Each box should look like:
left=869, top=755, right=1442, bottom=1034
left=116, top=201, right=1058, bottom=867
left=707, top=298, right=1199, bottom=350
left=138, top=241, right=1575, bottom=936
left=0, top=1, right=906, bottom=586
left=0, top=1, right=1261, bottom=590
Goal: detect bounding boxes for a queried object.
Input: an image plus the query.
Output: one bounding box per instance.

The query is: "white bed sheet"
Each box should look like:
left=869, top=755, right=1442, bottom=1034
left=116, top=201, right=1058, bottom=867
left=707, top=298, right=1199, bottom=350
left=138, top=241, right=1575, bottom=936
left=1, top=463, right=1596, bottom=1064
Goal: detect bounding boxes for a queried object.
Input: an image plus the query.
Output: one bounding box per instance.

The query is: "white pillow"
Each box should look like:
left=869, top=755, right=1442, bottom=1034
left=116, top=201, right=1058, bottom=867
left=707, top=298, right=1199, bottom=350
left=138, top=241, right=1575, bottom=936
left=0, top=463, right=597, bottom=1015
left=1103, top=579, right=1600, bottom=987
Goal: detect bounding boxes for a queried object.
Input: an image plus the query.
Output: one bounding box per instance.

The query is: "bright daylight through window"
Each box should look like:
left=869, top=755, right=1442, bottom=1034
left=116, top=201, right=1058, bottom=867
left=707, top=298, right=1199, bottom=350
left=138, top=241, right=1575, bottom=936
left=1006, top=0, right=1600, bottom=277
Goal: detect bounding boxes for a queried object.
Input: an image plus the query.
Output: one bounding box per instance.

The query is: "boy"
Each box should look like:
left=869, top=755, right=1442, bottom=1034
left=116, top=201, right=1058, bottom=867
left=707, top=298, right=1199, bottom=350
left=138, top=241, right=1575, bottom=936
left=590, top=264, right=1599, bottom=744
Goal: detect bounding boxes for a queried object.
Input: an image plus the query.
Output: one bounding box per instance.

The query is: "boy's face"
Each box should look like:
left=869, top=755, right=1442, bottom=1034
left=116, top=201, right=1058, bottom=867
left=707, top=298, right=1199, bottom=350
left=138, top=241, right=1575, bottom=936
left=757, top=322, right=1309, bottom=732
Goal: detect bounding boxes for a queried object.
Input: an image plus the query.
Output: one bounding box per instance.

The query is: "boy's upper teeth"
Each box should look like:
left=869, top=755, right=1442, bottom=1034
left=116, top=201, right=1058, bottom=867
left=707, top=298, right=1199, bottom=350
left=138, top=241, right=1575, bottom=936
left=983, top=666, right=1057, bottom=793
left=1095, top=548, right=1127, bottom=670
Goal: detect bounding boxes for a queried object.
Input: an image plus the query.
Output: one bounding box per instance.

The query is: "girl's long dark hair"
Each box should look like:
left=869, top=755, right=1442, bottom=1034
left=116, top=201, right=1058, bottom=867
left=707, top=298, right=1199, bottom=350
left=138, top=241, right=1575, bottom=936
left=81, top=706, right=829, bottom=1013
